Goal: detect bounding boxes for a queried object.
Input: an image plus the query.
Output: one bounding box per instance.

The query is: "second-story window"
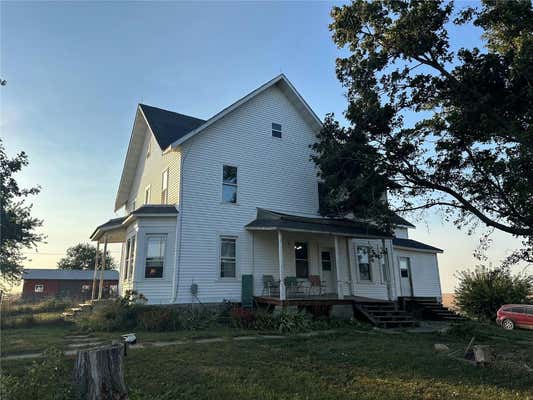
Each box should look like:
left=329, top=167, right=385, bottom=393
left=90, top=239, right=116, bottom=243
left=144, top=185, right=151, bottom=205
left=222, top=165, right=237, bottom=203
left=161, top=169, right=169, bottom=204
left=272, top=123, right=282, bottom=138
left=146, top=140, right=151, bottom=159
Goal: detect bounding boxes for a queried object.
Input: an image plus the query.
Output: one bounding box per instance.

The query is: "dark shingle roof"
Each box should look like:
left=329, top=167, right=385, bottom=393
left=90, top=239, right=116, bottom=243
left=23, top=269, right=119, bottom=281
left=246, top=209, right=391, bottom=238
left=131, top=204, right=179, bottom=216
left=392, top=238, right=443, bottom=253
left=391, top=214, right=415, bottom=228
left=139, top=104, right=205, bottom=150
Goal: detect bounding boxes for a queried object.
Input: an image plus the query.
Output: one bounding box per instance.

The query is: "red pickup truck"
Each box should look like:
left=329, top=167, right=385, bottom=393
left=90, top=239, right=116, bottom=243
left=496, top=304, right=533, bottom=330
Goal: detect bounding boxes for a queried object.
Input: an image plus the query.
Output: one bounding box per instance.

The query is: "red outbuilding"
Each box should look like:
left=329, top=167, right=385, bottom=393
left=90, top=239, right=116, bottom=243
left=22, top=269, right=119, bottom=301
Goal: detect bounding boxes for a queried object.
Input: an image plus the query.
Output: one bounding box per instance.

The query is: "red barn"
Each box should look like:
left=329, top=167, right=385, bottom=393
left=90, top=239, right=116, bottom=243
left=22, top=269, right=119, bottom=301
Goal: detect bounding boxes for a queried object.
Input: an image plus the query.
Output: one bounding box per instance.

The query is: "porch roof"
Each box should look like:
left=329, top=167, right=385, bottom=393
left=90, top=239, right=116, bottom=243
left=90, top=205, right=178, bottom=242
left=392, top=238, right=443, bottom=253
left=245, top=209, right=391, bottom=239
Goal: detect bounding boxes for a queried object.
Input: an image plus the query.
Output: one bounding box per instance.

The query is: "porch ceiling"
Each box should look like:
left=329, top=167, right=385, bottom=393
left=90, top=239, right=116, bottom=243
left=245, top=208, right=392, bottom=239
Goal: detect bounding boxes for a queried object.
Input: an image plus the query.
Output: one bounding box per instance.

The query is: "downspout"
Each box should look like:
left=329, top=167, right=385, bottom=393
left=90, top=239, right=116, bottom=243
left=172, top=143, right=193, bottom=302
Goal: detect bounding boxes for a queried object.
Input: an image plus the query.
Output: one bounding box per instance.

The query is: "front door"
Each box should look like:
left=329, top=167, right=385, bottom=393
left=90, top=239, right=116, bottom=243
left=399, top=257, right=413, bottom=297
left=320, top=248, right=336, bottom=294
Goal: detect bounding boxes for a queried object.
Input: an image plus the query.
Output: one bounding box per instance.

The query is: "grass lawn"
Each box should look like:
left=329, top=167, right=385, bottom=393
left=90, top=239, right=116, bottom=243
left=2, top=326, right=533, bottom=400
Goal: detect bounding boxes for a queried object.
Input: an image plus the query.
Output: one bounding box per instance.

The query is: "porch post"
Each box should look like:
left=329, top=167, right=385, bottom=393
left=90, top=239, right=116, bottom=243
left=98, top=235, right=108, bottom=300
left=334, top=236, right=344, bottom=299
left=278, top=230, right=286, bottom=301
left=91, top=241, right=100, bottom=301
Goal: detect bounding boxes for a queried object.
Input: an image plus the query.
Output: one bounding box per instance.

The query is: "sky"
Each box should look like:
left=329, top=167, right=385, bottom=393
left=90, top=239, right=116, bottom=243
left=0, top=1, right=525, bottom=293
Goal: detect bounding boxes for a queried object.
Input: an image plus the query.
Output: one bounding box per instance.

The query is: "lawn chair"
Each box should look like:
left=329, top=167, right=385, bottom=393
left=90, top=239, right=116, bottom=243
left=262, top=275, right=279, bottom=296
left=284, top=276, right=302, bottom=298
left=308, top=275, right=327, bottom=296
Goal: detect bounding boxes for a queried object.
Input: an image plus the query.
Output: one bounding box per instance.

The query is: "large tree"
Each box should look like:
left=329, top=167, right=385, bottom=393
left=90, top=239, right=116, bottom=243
left=57, top=243, right=116, bottom=270
left=0, top=139, right=45, bottom=288
left=314, top=0, right=533, bottom=262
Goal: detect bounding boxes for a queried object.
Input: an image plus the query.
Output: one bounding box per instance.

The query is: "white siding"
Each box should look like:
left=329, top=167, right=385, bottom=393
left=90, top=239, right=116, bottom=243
left=128, top=125, right=181, bottom=211
left=394, top=227, right=409, bottom=239
left=394, top=248, right=442, bottom=298
left=175, top=84, right=320, bottom=303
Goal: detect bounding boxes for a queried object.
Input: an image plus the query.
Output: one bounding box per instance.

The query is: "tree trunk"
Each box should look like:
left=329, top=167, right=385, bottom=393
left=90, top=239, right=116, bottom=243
left=73, top=344, right=128, bottom=400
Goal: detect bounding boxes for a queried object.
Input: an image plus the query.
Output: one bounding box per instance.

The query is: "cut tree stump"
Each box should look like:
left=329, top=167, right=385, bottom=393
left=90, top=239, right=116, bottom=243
left=73, top=344, right=128, bottom=400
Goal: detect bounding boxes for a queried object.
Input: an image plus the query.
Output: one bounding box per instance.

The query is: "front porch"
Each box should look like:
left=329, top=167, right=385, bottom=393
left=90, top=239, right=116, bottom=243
left=246, top=209, right=396, bottom=303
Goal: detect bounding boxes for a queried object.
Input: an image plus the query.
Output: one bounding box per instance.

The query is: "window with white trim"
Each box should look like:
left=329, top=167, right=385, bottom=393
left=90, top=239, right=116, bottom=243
left=220, top=236, right=236, bottom=278
left=34, top=284, right=44, bottom=293
left=124, top=239, right=131, bottom=280
left=144, top=185, right=151, bottom=205
left=145, top=235, right=166, bottom=278
left=295, top=242, right=309, bottom=278
left=81, top=284, right=91, bottom=293
left=125, top=236, right=136, bottom=280
left=161, top=169, right=169, bottom=204
left=399, top=257, right=410, bottom=278
left=272, top=123, right=282, bottom=138
left=357, top=247, right=372, bottom=281
left=222, top=165, right=237, bottom=203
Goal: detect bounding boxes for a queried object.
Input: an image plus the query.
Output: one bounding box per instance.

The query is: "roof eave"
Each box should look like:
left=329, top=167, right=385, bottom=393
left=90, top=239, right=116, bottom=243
left=169, top=74, right=323, bottom=149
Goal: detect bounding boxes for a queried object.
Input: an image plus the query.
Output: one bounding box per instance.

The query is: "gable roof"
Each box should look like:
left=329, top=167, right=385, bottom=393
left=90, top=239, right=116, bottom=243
left=139, top=104, right=205, bottom=150
left=114, top=74, right=322, bottom=211
left=168, top=74, right=322, bottom=148
left=392, top=238, right=443, bottom=253
left=23, top=269, right=119, bottom=281
left=246, top=208, right=391, bottom=238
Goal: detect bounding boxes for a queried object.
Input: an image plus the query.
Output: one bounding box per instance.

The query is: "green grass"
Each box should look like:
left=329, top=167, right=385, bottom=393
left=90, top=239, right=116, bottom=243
left=2, top=326, right=533, bottom=399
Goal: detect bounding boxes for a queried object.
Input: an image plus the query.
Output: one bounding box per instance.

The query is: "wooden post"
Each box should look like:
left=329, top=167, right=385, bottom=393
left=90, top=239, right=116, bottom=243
left=278, top=230, right=286, bottom=301
left=73, top=344, right=128, bottom=400
left=98, top=236, right=108, bottom=300
left=334, top=236, right=344, bottom=299
left=91, top=241, right=100, bottom=301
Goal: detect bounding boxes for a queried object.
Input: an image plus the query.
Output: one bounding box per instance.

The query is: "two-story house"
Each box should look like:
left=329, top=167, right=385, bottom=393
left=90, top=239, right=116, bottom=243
left=90, top=74, right=444, bottom=311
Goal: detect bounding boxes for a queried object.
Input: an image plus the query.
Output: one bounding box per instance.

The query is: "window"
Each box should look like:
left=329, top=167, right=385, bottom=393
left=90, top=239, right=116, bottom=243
left=146, top=140, right=151, bottom=158
left=399, top=257, right=410, bottom=278
left=357, top=247, right=372, bottom=281
left=161, top=169, right=169, bottom=204
left=295, top=242, right=309, bottom=278
left=124, top=239, right=131, bottom=280
left=510, top=306, right=525, bottom=314
left=272, top=123, right=282, bottom=138
left=34, top=284, right=44, bottom=293
left=144, top=185, right=151, bottom=205
left=128, top=236, right=136, bottom=280
left=321, top=251, right=332, bottom=271
left=527, top=307, right=533, bottom=315
left=81, top=284, right=91, bottom=293
left=220, top=237, right=236, bottom=278
left=222, top=165, right=237, bottom=203
left=145, top=235, right=165, bottom=278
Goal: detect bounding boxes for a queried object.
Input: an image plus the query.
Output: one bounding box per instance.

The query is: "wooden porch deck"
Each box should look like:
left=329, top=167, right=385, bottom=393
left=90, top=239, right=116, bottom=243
left=254, top=295, right=391, bottom=307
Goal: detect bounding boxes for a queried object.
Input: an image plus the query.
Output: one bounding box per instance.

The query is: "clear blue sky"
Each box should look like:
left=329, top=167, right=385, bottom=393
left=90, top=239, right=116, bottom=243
left=1, top=1, right=522, bottom=292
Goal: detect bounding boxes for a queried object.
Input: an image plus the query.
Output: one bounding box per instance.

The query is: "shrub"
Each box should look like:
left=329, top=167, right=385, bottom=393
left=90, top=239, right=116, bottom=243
left=0, top=347, right=72, bottom=400
left=137, top=308, right=181, bottom=331
left=273, top=309, right=312, bottom=333
left=230, top=307, right=255, bottom=328
left=455, top=265, right=533, bottom=321
left=76, top=300, right=140, bottom=331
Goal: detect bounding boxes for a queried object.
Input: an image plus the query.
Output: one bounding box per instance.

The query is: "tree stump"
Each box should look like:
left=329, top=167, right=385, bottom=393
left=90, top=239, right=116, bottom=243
left=73, top=344, right=128, bottom=400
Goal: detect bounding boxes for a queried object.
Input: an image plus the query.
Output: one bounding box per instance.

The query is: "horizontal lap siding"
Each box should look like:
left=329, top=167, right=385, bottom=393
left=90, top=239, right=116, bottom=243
left=128, top=125, right=181, bottom=211
left=176, top=85, right=319, bottom=304
left=395, top=248, right=442, bottom=298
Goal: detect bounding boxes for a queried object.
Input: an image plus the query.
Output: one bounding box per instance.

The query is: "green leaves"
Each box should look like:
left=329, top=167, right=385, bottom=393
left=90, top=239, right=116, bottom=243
left=315, top=0, right=533, bottom=262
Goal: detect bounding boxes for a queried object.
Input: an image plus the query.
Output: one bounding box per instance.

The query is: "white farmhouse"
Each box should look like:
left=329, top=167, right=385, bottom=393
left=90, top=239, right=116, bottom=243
left=90, top=75, right=450, bottom=326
